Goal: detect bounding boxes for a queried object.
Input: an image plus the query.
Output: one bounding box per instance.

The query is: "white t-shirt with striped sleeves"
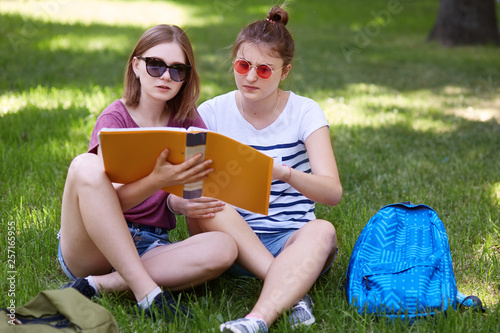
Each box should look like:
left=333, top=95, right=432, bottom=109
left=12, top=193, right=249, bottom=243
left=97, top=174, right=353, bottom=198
left=198, top=91, right=330, bottom=234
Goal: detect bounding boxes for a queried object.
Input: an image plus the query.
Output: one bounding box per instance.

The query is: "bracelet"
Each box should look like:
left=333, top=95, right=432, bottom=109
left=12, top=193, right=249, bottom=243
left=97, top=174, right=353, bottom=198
left=166, top=194, right=181, bottom=215
left=282, top=164, right=292, bottom=182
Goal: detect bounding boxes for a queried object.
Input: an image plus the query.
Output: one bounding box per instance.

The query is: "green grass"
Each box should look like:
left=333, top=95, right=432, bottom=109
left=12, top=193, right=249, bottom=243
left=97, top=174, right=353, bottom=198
left=1, top=0, right=499, bottom=332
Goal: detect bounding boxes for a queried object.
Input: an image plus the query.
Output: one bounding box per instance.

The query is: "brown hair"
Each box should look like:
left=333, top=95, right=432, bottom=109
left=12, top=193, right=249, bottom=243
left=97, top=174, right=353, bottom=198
left=123, top=24, right=200, bottom=122
left=232, top=5, right=295, bottom=66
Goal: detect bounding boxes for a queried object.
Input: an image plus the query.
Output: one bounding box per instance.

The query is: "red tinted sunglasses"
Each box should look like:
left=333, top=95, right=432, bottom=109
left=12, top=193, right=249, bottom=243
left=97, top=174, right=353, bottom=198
left=233, top=59, right=285, bottom=79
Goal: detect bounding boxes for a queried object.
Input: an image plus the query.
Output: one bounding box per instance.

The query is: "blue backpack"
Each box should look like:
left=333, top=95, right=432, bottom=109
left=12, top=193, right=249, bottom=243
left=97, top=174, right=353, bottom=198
left=344, top=202, right=484, bottom=321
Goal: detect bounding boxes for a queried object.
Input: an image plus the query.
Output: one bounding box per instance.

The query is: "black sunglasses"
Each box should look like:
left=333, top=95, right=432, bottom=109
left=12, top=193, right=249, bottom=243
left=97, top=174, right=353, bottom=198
left=136, top=56, right=191, bottom=82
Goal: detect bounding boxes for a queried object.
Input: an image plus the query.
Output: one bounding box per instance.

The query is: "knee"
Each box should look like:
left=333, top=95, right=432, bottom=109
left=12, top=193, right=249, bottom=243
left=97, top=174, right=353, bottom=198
left=313, top=220, right=337, bottom=249
left=69, top=153, right=101, bottom=174
left=67, top=153, right=108, bottom=187
left=195, top=231, right=238, bottom=272
left=206, top=232, right=238, bottom=269
left=219, top=232, right=238, bottom=265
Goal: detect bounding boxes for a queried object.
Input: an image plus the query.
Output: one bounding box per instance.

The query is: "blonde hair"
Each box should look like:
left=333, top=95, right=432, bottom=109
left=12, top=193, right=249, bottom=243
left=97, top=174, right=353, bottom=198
left=123, top=24, right=200, bottom=122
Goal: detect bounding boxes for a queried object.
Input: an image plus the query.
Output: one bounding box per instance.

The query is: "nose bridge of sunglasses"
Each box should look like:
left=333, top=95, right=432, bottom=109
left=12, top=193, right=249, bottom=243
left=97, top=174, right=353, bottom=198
left=247, top=64, right=265, bottom=77
left=154, top=62, right=172, bottom=77
left=249, top=64, right=260, bottom=74
left=160, top=65, right=187, bottom=82
left=167, top=67, right=181, bottom=81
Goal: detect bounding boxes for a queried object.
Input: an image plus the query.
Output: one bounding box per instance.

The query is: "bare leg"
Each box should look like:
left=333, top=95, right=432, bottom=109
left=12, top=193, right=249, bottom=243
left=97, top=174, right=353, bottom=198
left=187, top=205, right=274, bottom=280
left=247, top=220, right=337, bottom=326
left=190, top=209, right=337, bottom=326
left=60, top=153, right=158, bottom=302
left=93, top=231, right=237, bottom=293
left=189, top=205, right=337, bottom=327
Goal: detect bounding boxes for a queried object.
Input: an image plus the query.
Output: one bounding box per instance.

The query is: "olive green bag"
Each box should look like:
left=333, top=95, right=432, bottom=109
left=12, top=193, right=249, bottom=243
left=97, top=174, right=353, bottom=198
left=1, top=288, right=119, bottom=332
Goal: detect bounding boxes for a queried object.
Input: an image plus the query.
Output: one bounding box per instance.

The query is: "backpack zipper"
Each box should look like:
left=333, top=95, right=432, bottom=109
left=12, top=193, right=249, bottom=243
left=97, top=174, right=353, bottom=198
left=363, top=276, right=371, bottom=290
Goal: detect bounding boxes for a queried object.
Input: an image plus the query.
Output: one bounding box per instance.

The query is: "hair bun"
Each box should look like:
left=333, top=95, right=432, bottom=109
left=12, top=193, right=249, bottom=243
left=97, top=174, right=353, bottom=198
left=266, top=6, right=289, bottom=25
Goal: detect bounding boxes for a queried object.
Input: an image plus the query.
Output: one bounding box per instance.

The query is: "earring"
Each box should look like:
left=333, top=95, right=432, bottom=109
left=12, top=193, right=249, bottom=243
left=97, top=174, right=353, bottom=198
left=136, top=75, right=139, bottom=79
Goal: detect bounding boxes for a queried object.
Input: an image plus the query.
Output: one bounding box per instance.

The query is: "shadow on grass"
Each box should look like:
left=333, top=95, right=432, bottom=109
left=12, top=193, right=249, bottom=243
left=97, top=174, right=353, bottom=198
left=1, top=3, right=498, bottom=219
left=1, top=1, right=499, bottom=241
left=2, top=1, right=500, bottom=95
left=0, top=2, right=499, bottom=329
left=0, top=13, right=142, bottom=92
left=0, top=103, right=90, bottom=210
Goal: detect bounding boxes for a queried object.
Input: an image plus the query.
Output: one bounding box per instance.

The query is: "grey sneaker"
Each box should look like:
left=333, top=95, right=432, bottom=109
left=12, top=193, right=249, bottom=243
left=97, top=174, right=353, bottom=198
left=220, top=317, right=268, bottom=333
left=288, top=294, right=315, bottom=328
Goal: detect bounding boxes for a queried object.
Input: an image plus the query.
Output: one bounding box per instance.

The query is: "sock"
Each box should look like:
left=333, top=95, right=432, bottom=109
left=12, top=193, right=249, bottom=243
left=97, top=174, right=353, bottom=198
left=138, top=287, right=162, bottom=310
left=85, top=276, right=99, bottom=294
left=245, top=314, right=265, bottom=321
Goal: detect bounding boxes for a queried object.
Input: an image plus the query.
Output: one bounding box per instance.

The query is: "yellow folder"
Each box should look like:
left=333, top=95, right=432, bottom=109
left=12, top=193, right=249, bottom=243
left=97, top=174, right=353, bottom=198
left=98, top=127, right=272, bottom=215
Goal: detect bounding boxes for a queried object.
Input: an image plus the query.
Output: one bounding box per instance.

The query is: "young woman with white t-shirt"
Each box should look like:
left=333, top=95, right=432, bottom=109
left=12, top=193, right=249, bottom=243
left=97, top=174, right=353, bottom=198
left=167, top=6, right=342, bottom=333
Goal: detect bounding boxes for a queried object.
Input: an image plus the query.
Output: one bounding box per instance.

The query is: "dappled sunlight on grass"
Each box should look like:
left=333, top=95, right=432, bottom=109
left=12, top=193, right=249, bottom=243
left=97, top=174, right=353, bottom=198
left=0, top=85, right=119, bottom=116
left=40, top=33, right=131, bottom=53
left=320, top=84, right=458, bottom=133
left=409, top=116, right=457, bottom=133
left=463, top=231, right=500, bottom=305
left=448, top=99, right=500, bottom=123
left=492, top=182, right=500, bottom=207
left=1, top=93, right=27, bottom=115
left=0, top=0, right=194, bottom=27
left=320, top=80, right=500, bottom=137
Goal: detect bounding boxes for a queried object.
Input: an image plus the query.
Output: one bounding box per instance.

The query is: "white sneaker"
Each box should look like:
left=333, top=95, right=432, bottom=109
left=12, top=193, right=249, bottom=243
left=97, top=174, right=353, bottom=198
left=288, top=294, right=315, bottom=328
left=220, top=316, right=268, bottom=333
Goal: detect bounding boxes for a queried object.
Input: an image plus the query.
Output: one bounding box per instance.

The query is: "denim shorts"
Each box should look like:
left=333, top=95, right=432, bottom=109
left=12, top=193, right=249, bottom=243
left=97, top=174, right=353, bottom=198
left=57, top=222, right=171, bottom=280
left=227, top=228, right=338, bottom=277
left=227, top=228, right=339, bottom=277
left=127, top=222, right=172, bottom=257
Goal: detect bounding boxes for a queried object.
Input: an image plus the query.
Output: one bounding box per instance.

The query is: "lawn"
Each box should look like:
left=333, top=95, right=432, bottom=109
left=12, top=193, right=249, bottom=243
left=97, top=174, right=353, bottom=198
left=1, top=0, right=499, bottom=332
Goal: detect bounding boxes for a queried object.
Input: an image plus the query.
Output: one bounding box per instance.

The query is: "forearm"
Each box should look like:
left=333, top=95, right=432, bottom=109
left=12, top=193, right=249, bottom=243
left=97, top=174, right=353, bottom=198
left=114, top=174, right=159, bottom=212
left=278, top=166, right=342, bottom=206
left=168, top=194, right=225, bottom=219
left=289, top=126, right=342, bottom=206
left=109, top=148, right=211, bottom=212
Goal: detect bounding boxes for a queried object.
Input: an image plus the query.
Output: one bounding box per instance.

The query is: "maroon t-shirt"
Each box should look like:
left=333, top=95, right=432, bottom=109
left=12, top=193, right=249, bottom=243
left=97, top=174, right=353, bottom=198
left=89, top=99, right=206, bottom=230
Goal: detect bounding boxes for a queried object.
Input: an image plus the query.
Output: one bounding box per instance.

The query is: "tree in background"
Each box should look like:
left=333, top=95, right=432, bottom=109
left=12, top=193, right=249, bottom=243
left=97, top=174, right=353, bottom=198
left=428, top=0, right=500, bottom=46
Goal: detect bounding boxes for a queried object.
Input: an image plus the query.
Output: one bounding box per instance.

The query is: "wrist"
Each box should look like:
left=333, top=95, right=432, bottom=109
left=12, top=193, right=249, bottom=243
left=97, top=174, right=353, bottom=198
left=281, top=164, right=292, bottom=182
left=166, top=194, right=181, bottom=215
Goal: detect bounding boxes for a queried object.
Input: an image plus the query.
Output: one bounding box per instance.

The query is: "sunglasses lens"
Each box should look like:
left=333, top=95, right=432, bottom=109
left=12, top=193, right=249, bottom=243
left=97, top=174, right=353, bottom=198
left=257, top=65, right=273, bottom=79
left=145, top=58, right=166, bottom=77
left=234, top=60, right=250, bottom=75
left=169, top=64, right=190, bottom=82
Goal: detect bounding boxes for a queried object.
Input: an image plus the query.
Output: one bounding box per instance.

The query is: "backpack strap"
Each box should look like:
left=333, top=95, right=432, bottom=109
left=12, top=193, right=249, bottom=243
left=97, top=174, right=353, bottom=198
left=15, top=314, right=70, bottom=327
left=456, top=290, right=486, bottom=312
left=1, top=308, right=73, bottom=328
left=459, top=295, right=486, bottom=313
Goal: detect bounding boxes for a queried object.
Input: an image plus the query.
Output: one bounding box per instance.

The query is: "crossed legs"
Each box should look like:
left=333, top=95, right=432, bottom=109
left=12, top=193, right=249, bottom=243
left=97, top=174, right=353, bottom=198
left=59, top=153, right=237, bottom=301
left=187, top=205, right=337, bottom=327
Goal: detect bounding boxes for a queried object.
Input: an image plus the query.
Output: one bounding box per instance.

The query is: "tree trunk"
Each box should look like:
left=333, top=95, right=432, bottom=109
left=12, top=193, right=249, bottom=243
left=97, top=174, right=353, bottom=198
left=428, top=0, right=500, bottom=46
